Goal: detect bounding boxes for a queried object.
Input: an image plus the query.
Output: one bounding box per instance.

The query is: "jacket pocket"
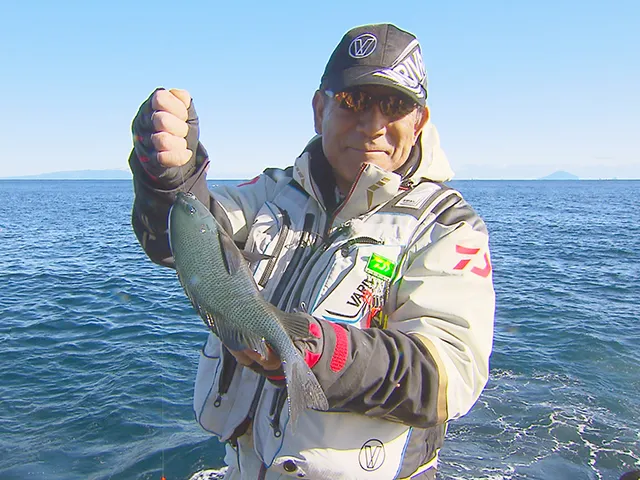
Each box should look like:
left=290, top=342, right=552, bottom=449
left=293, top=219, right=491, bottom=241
left=244, top=202, right=295, bottom=290
left=193, top=333, right=262, bottom=441
left=252, top=396, right=412, bottom=479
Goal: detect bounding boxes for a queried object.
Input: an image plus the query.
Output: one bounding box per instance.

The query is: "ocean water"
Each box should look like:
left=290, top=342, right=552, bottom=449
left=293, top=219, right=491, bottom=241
left=0, top=179, right=638, bottom=480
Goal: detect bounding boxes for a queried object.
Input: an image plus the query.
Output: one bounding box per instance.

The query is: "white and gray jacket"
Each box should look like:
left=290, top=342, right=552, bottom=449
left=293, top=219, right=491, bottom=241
left=129, top=116, right=495, bottom=479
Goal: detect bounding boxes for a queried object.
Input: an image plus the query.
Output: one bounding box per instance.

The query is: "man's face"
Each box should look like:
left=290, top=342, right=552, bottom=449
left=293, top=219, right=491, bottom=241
left=312, top=85, right=429, bottom=194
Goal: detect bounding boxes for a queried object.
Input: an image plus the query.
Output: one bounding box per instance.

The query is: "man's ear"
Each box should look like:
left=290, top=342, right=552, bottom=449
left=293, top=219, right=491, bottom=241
left=414, top=106, right=430, bottom=142
left=312, top=90, right=325, bottom=135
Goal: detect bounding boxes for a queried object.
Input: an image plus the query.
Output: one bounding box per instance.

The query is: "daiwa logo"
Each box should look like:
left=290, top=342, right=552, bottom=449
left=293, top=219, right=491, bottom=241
left=373, top=40, right=427, bottom=98
left=349, top=33, right=377, bottom=58
left=453, top=244, right=492, bottom=278
left=359, top=439, right=385, bottom=471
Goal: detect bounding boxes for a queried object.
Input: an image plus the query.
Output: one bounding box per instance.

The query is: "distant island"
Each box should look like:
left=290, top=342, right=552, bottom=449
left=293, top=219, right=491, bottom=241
left=6, top=168, right=630, bottom=182
left=538, top=170, right=579, bottom=180
left=0, top=170, right=247, bottom=186
left=1, top=169, right=132, bottom=180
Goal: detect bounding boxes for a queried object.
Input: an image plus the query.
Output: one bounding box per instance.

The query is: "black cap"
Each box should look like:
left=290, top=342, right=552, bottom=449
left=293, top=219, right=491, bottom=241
left=321, top=23, right=428, bottom=106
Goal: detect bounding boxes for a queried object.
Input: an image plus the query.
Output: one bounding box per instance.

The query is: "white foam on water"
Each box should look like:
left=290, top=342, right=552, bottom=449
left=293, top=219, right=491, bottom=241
left=439, top=368, right=640, bottom=478
left=188, top=467, right=228, bottom=480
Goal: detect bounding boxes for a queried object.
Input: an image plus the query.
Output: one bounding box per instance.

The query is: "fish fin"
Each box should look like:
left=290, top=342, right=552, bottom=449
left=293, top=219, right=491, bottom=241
left=244, top=335, right=269, bottom=359
left=276, top=310, right=314, bottom=340
left=193, top=301, right=218, bottom=333
left=240, top=250, right=272, bottom=264
left=282, top=354, right=329, bottom=432
left=216, top=227, right=244, bottom=275
left=216, top=222, right=270, bottom=273
left=201, top=310, right=217, bottom=332
left=214, top=320, right=268, bottom=357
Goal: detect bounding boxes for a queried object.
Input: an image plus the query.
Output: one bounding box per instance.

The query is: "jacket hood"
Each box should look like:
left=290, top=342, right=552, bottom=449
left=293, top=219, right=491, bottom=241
left=413, top=121, right=455, bottom=183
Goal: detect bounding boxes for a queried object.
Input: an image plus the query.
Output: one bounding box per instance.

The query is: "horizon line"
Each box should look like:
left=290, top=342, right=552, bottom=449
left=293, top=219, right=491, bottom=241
left=2, top=177, right=638, bottom=181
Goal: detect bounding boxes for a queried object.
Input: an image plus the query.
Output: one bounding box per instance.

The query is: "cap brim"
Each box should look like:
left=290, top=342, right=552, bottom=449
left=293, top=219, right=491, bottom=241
left=323, top=66, right=427, bottom=106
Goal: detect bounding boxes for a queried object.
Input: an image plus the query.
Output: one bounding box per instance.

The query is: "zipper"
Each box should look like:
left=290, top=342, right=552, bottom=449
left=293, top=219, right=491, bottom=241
left=252, top=376, right=268, bottom=480
left=244, top=376, right=266, bottom=423
left=258, top=208, right=291, bottom=287
left=269, top=213, right=316, bottom=308
left=269, top=387, right=287, bottom=438
left=324, top=165, right=366, bottom=237
left=213, top=348, right=239, bottom=407
left=268, top=387, right=281, bottom=416
left=221, top=363, right=267, bottom=455
left=339, top=236, right=382, bottom=256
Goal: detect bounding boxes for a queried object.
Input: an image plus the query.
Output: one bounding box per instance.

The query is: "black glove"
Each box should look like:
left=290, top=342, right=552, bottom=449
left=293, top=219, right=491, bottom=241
left=131, top=87, right=202, bottom=188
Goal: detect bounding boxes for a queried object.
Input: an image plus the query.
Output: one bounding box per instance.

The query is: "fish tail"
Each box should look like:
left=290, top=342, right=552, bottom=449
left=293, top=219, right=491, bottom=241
left=282, top=353, right=329, bottom=431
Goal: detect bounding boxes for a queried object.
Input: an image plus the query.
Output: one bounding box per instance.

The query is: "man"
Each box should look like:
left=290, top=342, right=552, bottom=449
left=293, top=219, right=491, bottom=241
left=130, top=23, right=494, bottom=479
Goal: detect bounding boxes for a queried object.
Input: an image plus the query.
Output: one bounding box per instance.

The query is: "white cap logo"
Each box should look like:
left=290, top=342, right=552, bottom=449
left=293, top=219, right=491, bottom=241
left=349, top=33, right=377, bottom=59
left=372, top=40, right=427, bottom=99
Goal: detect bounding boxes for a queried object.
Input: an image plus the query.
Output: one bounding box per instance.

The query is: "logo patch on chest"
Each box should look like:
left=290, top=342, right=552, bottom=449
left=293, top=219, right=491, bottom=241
left=365, top=253, right=396, bottom=281
left=395, top=190, right=432, bottom=209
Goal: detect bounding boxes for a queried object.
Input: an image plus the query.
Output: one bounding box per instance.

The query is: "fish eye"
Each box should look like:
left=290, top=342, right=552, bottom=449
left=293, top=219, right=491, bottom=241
left=188, top=205, right=196, bottom=215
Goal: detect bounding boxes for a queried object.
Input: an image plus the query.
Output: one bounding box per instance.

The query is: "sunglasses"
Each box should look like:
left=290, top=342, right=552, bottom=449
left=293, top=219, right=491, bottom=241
left=325, top=88, right=418, bottom=120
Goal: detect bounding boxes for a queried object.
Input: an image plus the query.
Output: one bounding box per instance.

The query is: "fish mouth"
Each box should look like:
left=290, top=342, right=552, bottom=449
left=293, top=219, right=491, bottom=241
left=176, top=191, right=197, bottom=202
left=173, top=191, right=204, bottom=217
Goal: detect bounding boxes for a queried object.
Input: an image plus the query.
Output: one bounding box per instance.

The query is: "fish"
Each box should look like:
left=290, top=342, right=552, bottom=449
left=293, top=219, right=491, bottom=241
left=168, top=191, right=329, bottom=428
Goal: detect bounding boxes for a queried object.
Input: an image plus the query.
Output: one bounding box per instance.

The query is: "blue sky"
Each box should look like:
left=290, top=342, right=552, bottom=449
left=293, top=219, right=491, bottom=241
left=1, top=0, right=638, bottom=179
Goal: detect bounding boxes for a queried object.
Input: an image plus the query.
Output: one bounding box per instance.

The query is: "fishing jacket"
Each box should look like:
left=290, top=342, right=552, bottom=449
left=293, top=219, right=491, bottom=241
left=130, top=117, right=495, bottom=480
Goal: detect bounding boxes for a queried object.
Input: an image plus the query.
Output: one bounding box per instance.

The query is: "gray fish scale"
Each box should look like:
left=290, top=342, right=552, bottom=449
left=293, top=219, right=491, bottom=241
left=172, top=213, right=286, bottom=354
left=168, top=192, right=328, bottom=428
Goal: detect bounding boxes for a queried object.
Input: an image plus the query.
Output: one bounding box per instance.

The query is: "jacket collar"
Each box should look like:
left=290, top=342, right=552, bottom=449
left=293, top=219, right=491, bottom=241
left=292, top=122, right=453, bottom=221
left=293, top=139, right=401, bottom=221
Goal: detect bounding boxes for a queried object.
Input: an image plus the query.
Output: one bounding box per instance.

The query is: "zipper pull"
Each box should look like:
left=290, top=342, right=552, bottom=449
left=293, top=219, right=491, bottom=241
left=270, top=420, right=282, bottom=438
left=325, top=222, right=351, bottom=244
left=269, top=388, right=285, bottom=438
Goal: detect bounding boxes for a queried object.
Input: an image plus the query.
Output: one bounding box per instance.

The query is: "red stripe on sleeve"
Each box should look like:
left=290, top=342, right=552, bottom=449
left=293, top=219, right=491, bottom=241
left=328, top=322, right=348, bottom=373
